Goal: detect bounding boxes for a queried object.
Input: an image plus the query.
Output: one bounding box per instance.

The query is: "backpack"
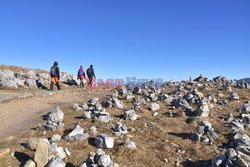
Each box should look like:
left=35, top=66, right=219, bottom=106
left=78, top=69, right=83, bottom=76
left=50, top=66, right=56, bottom=76
left=87, top=68, right=92, bottom=77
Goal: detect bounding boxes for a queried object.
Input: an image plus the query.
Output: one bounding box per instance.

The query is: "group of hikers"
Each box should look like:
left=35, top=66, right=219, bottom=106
left=49, top=61, right=96, bottom=91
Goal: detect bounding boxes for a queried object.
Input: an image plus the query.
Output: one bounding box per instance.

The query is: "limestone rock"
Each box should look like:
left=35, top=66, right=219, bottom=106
left=34, top=140, right=49, bottom=167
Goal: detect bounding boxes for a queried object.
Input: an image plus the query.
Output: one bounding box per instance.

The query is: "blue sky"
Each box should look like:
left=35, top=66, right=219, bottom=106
left=0, top=0, right=249, bottom=81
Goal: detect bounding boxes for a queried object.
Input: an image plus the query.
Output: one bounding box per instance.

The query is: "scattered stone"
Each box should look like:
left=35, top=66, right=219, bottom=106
left=237, top=101, right=250, bottom=114
left=112, top=122, right=128, bottom=136
left=124, top=139, right=137, bottom=150
left=65, top=125, right=89, bottom=141
left=150, top=102, right=160, bottom=111
left=112, top=96, right=124, bottom=109
left=172, top=98, right=190, bottom=109
left=80, top=149, right=118, bottom=167
left=83, top=111, right=92, bottom=119
left=95, top=134, right=114, bottom=149
left=89, top=98, right=99, bottom=106
left=217, top=99, right=229, bottom=106
left=47, top=157, right=66, bottom=167
left=51, top=134, right=61, bottom=143
left=230, top=92, right=240, bottom=100
left=153, top=112, right=159, bottom=117
left=72, top=103, right=83, bottom=111
left=133, top=85, right=142, bottom=94
left=123, top=110, right=141, bottom=121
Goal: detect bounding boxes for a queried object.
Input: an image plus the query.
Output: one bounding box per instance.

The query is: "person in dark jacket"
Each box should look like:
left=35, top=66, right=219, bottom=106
left=86, top=65, right=96, bottom=87
left=77, top=65, right=86, bottom=88
left=50, top=61, right=61, bottom=91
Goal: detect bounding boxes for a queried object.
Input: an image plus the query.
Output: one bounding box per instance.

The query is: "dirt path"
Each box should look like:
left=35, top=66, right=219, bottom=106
left=0, top=89, right=111, bottom=138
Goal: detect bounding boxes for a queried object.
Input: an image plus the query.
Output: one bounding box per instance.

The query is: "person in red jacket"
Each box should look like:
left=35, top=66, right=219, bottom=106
left=77, top=65, right=86, bottom=88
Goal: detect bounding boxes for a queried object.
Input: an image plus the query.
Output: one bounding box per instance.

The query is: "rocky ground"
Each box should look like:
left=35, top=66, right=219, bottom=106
left=1, top=66, right=250, bottom=167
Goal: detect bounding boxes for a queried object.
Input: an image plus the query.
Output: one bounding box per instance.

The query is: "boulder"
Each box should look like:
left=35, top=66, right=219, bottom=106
left=46, top=106, right=64, bottom=123
left=25, top=78, right=37, bottom=87
left=83, top=111, right=92, bottom=119
left=47, top=157, right=66, bottom=167
left=230, top=92, right=240, bottom=100
left=195, top=101, right=210, bottom=118
left=26, top=70, right=36, bottom=78
left=27, top=137, right=50, bottom=151
left=65, top=125, right=89, bottom=141
left=97, top=114, right=112, bottom=123
left=81, top=102, right=89, bottom=110
left=95, top=134, right=114, bottom=149
left=172, top=98, right=190, bottom=108
left=89, top=98, right=99, bottom=106
left=112, top=97, right=124, bottom=109
left=34, top=140, right=49, bottom=167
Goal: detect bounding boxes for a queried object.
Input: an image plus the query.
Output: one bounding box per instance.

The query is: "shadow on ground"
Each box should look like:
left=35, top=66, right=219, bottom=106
left=182, top=159, right=210, bottom=167
left=168, top=132, right=193, bottom=140
left=14, top=151, right=30, bottom=167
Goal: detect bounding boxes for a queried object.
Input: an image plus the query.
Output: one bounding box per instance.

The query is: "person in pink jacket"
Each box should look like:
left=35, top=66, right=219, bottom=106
left=77, top=65, right=86, bottom=88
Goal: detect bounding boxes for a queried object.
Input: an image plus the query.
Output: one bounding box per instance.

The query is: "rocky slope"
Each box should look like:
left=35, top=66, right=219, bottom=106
left=0, top=65, right=78, bottom=90
left=0, top=71, right=250, bottom=167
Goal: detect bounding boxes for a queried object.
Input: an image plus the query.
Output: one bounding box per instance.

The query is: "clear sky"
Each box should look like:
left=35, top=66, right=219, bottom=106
left=0, top=0, right=249, bottom=81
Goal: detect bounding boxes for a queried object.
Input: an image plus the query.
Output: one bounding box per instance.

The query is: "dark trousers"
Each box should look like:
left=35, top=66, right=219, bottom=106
left=79, top=78, right=84, bottom=88
left=50, top=77, right=61, bottom=91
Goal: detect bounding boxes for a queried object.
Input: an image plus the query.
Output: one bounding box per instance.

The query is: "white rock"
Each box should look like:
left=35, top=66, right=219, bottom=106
left=150, top=103, right=160, bottom=111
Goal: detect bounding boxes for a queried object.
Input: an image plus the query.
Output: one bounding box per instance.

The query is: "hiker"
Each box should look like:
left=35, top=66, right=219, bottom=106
left=86, top=65, right=96, bottom=87
left=50, top=61, right=61, bottom=91
left=77, top=65, right=86, bottom=88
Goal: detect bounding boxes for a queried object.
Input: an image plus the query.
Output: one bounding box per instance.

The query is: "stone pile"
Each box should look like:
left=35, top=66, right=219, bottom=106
left=123, top=110, right=141, bottom=121
left=38, top=106, right=65, bottom=131
left=75, top=98, right=112, bottom=123
left=194, top=100, right=210, bottom=118
left=211, top=130, right=250, bottom=167
left=237, top=101, right=250, bottom=114
left=112, top=122, right=128, bottom=136
left=64, top=125, right=89, bottom=141
left=229, top=92, right=240, bottom=100
left=80, top=149, right=119, bottom=167
left=24, top=136, right=70, bottom=167
left=192, top=121, right=218, bottom=145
